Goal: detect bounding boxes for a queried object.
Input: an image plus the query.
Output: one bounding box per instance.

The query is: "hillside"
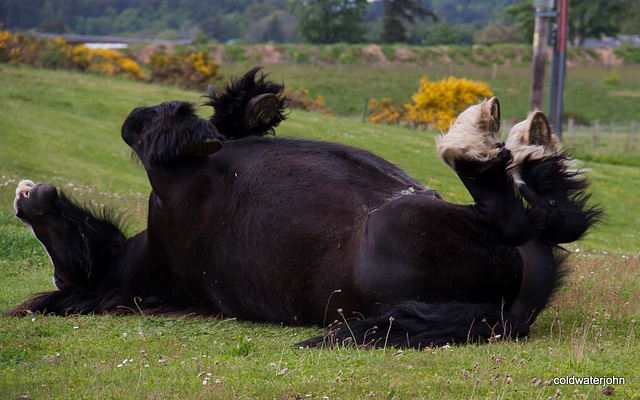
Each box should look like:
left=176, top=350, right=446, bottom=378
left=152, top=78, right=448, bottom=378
left=1, top=0, right=516, bottom=41
left=177, top=42, right=633, bottom=69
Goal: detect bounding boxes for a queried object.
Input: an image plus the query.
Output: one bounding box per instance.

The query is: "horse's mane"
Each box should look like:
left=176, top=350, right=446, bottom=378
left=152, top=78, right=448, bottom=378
left=58, top=190, right=130, bottom=236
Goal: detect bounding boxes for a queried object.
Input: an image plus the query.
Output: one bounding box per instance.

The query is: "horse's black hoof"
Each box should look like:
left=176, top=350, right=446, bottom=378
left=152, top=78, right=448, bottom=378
left=180, top=138, right=223, bottom=158
left=245, top=93, right=280, bottom=131
left=525, top=111, right=551, bottom=146
left=488, top=97, right=501, bottom=133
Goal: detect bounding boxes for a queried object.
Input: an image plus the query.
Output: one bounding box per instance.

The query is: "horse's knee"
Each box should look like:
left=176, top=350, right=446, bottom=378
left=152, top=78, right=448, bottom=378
left=509, top=239, right=559, bottom=324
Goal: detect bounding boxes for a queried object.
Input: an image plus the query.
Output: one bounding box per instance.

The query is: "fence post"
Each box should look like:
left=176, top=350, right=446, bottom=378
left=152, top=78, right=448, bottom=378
left=592, top=119, right=599, bottom=150
left=362, top=97, right=369, bottom=123
left=567, top=117, right=574, bottom=139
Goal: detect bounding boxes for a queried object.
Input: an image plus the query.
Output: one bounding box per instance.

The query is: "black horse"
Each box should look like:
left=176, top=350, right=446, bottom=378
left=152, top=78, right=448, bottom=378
left=12, top=68, right=600, bottom=348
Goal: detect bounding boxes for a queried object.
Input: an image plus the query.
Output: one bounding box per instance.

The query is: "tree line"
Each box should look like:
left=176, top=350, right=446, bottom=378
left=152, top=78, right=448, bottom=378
left=1, top=0, right=638, bottom=46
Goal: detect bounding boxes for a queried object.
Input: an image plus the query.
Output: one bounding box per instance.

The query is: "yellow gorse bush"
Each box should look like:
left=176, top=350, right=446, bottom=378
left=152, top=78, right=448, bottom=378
left=148, top=50, right=221, bottom=89
left=0, top=25, right=143, bottom=80
left=367, top=75, right=493, bottom=131
left=0, top=25, right=22, bottom=63
left=404, top=76, right=493, bottom=131
left=0, top=29, right=12, bottom=49
left=72, top=46, right=144, bottom=79
left=187, top=52, right=218, bottom=77
left=285, top=87, right=333, bottom=116
left=368, top=98, right=405, bottom=125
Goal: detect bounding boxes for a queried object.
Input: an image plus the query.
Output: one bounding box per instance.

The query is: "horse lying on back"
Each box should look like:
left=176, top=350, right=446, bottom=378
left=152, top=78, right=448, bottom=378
left=12, top=68, right=601, bottom=348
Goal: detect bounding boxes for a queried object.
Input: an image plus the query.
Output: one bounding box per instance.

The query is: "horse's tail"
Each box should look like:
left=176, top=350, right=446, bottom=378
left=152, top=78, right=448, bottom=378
left=206, top=67, right=288, bottom=140
left=299, top=301, right=530, bottom=349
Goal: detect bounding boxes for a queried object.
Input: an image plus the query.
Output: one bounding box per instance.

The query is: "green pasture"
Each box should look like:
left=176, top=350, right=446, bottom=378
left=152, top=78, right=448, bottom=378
left=219, top=62, right=640, bottom=126
left=1, top=64, right=639, bottom=398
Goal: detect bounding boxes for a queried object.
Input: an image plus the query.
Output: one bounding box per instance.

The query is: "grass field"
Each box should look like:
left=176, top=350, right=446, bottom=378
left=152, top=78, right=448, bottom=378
left=218, top=62, right=640, bottom=126
left=1, top=64, right=640, bottom=399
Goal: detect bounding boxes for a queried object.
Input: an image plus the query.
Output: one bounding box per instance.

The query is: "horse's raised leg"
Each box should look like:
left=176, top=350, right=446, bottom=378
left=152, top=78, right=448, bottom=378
left=437, top=97, right=533, bottom=245
left=502, top=111, right=601, bottom=323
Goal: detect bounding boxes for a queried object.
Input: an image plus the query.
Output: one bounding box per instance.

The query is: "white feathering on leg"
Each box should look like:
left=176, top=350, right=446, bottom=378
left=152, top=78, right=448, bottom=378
left=505, top=112, right=561, bottom=186
left=436, top=97, right=502, bottom=171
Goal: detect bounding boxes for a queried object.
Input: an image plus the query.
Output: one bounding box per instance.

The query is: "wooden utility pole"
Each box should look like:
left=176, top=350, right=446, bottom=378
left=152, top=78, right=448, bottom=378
left=553, top=0, right=568, bottom=137
left=530, top=4, right=552, bottom=112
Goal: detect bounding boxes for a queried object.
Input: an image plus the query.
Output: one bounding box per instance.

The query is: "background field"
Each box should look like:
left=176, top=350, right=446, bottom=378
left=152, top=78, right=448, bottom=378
left=1, top=64, right=639, bottom=398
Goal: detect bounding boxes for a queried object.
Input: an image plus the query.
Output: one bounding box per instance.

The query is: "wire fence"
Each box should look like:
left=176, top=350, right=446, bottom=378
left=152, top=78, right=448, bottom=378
left=563, top=119, right=639, bottom=153
left=500, top=119, right=640, bottom=154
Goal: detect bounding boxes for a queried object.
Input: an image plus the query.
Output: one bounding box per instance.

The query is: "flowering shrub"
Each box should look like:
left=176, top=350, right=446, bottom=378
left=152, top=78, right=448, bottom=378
left=285, top=87, right=333, bottom=116
left=0, top=28, right=27, bottom=64
left=368, top=76, right=493, bottom=131
left=404, top=76, right=493, bottom=131
left=148, top=50, right=221, bottom=90
left=72, top=46, right=143, bottom=79
left=367, top=98, right=404, bottom=125
left=38, top=36, right=74, bottom=69
left=0, top=26, right=143, bottom=80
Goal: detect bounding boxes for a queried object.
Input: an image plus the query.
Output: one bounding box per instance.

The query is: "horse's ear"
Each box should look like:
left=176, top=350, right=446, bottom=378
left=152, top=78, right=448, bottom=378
left=179, top=120, right=223, bottom=158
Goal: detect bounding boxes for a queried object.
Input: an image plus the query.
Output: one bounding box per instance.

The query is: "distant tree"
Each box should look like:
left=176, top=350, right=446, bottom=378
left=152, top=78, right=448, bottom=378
left=200, top=14, right=245, bottom=43
left=473, top=21, right=522, bottom=45
left=617, top=0, right=640, bottom=35
left=506, top=0, right=628, bottom=45
left=245, top=3, right=278, bottom=21
left=380, top=0, right=438, bottom=44
left=247, top=11, right=297, bottom=43
left=289, top=0, right=368, bottom=44
left=41, top=1, right=54, bottom=22
left=504, top=0, right=535, bottom=42
left=40, top=18, right=69, bottom=34
left=569, top=0, right=625, bottom=45
left=420, top=21, right=462, bottom=45
left=244, top=4, right=297, bottom=43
